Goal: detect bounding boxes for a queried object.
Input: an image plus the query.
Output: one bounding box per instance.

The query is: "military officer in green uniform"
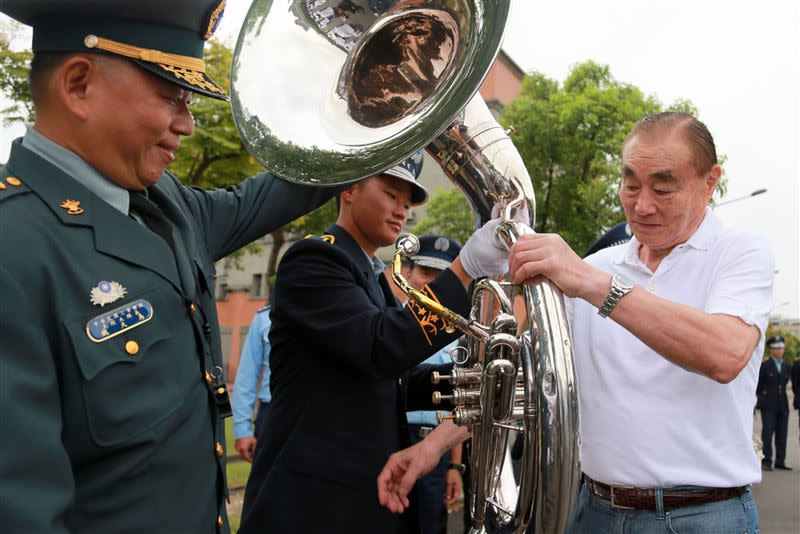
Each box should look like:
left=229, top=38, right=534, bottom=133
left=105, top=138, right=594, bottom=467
left=0, top=1, right=338, bottom=532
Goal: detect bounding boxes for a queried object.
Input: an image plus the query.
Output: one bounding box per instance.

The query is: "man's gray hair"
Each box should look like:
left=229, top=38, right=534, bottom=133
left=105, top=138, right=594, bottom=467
left=624, top=112, right=718, bottom=174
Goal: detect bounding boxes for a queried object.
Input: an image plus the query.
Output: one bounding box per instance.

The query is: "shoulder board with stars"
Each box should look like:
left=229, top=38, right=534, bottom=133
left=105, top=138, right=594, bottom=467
left=0, top=175, right=31, bottom=202
left=304, top=233, right=335, bottom=245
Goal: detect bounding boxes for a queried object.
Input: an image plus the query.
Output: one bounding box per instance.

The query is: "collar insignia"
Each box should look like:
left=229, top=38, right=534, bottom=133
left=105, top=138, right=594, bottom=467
left=90, top=280, right=127, bottom=307
left=59, top=199, right=85, bottom=215
left=304, top=233, right=335, bottom=244
left=86, top=299, right=153, bottom=343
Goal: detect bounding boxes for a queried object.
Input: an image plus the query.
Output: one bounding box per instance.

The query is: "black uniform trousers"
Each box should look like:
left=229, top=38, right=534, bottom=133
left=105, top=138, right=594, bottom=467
left=756, top=359, right=792, bottom=466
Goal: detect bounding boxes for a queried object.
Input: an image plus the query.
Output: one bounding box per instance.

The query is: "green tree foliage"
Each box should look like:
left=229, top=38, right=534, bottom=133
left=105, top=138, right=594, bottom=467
left=498, top=61, right=727, bottom=253
left=0, top=24, right=34, bottom=126
left=411, top=188, right=473, bottom=245
left=169, top=39, right=262, bottom=188
left=498, top=61, right=664, bottom=252
left=764, top=325, right=799, bottom=364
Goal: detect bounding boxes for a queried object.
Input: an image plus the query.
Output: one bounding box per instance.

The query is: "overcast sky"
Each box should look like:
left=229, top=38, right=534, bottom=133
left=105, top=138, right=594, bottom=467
left=2, top=0, right=797, bottom=318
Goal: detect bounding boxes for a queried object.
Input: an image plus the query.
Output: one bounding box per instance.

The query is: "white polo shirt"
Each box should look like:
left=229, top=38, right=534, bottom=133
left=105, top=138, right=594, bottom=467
left=567, top=208, right=773, bottom=488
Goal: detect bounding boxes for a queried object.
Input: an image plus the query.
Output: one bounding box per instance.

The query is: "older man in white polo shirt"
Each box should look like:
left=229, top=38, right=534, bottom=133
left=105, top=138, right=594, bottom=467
left=508, top=112, right=773, bottom=533
left=376, top=112, right=773, bottom=534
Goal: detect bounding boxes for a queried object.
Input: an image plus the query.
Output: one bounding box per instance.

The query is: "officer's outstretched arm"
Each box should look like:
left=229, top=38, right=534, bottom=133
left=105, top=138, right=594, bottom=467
left=0, top=266, right=73, bottom=532
left=176, top=172, right=341, bottom=261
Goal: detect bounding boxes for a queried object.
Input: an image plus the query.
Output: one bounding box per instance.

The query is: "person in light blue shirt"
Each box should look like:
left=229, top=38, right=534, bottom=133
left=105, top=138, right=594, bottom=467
left=232, top=306, right=272, bottom=462
left=401, top=236, right=465, bottom=534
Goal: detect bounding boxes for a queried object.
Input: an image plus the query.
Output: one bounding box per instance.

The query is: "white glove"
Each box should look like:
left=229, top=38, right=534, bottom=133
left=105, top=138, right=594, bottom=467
left=459, top=219, right=509, bottom=278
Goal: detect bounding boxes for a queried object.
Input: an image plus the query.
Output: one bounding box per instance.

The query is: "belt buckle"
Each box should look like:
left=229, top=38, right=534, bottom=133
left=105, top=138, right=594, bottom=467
left=609, top=485, right=635, bottom=510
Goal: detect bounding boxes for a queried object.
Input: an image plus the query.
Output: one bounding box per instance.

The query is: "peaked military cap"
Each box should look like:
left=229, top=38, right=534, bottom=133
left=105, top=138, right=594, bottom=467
left=381, top=149, right=428, bottom=205
left=766, top=335, right=785, bottom=349
left=412, top=235, right=461, bottom=271
left=584, top=221, right=632, bottom=257
left=1, top=0, right=228, bottom=100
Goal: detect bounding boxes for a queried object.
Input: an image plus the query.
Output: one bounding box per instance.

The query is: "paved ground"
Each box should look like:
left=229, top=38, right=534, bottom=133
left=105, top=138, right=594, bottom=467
left=448, top=394, right=800, bottom=534
left=751, top=399, right=800, bottom=534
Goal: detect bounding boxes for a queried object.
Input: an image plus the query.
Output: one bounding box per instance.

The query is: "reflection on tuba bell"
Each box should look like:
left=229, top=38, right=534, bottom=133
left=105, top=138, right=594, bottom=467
left=231, top=1, right=580, bottom=532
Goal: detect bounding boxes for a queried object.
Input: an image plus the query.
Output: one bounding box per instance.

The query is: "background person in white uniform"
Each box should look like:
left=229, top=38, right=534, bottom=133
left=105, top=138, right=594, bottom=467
left=377, top=113, right=773, bottom=534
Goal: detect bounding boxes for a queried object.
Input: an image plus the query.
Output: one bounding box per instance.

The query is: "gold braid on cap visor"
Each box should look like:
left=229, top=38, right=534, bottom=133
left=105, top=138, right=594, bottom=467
left=83, top=34, right=206, bottom=72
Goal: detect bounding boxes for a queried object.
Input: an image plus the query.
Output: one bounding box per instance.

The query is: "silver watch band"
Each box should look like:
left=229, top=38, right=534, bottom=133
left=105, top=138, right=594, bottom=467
left=597, top=274, right=634, bottom=318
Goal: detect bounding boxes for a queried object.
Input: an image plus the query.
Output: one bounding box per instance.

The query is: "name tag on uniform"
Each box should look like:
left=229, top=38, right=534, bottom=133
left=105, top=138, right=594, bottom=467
left=86, top=299, right=154, bottom=342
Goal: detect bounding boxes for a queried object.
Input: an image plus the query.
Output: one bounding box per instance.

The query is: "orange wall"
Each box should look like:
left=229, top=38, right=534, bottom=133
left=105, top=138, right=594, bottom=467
left=216, top=290, right=266, bottom=385
left=479, top=56, right=523, bottom=106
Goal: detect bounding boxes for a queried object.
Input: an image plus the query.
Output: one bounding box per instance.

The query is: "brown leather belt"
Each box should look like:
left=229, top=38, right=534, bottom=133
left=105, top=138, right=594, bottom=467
left=585, top=476, right=748, bottom=511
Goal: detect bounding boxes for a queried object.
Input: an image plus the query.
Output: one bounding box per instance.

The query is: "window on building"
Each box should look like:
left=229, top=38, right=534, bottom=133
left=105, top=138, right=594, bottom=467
left=251, top=273, right=264, bottom=298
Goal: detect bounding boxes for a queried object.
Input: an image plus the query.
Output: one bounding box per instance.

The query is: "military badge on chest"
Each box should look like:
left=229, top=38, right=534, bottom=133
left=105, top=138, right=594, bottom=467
left=86, top=299, right=154, bottom=342
left=90, top=280, right=127, bottom=306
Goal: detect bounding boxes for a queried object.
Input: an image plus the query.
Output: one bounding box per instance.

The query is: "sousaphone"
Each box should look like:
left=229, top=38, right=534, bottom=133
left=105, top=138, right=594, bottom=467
left=231, top=2, right=580, bottom=532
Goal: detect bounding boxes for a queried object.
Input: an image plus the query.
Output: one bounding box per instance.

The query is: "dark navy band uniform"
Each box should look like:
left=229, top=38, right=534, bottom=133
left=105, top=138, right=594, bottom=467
left=240, top=224, right=469, bottom=534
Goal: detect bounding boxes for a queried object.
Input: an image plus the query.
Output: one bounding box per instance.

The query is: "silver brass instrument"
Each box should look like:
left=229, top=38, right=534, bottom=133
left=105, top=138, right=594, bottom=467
left=231, top=1, right=579, bottom=532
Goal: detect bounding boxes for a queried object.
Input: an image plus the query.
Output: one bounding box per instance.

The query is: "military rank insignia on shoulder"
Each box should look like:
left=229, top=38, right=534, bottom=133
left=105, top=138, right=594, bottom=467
left=0, top=175, right=31, bottom=201
left=304, top=233, right=335, bottom=245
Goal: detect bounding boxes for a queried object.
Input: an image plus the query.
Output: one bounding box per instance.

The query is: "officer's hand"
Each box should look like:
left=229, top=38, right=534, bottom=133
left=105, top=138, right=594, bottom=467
left=444, top=469, right=462, bottom=505
left=459, top=219, right=509, bottom=279
left=235, top=437, right=258, bottom=463
left=509, top=233, right=602, bottom=298
left=377, top=439, right=441, bottom=514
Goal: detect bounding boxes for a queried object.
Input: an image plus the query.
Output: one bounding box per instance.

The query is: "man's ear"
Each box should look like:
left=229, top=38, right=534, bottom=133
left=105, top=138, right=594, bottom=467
left=704, top=163, right=722, bottom=198
left=340, top=183, right=359, bottom=205
left=56, top=55, right=97, bottom=121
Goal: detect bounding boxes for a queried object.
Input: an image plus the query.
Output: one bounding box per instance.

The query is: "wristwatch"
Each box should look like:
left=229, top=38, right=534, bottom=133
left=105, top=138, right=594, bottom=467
left=597, top=274, right=635, bottom=318
left=447, top=463, right=466, bottom=474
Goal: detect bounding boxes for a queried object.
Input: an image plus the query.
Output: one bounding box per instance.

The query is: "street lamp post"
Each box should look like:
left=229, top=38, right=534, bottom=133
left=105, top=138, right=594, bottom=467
left=716, top=188, right=767, bottom=207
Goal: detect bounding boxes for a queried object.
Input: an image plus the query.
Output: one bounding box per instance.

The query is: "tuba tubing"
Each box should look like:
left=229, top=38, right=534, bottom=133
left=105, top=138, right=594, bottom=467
left=231, top=1, right=580, bottom=531
left=424, top=95, right=580, bottom=533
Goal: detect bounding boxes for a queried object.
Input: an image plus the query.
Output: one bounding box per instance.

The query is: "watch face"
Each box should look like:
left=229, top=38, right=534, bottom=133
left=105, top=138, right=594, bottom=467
left=614, top=274, right=635, bottom=291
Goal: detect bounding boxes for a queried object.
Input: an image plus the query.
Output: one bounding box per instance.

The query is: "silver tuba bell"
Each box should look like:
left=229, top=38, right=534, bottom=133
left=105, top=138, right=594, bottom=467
left=231, top=1, right=580, bottom=532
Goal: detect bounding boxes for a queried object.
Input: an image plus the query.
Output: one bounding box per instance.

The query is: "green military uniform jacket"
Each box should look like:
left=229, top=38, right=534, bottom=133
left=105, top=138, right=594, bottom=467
left=0, top=139, right=335, bottom=533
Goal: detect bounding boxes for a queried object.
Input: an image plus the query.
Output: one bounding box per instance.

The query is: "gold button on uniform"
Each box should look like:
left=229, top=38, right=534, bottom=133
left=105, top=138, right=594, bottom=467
left=217, top=515, right=223, bottom=529
left=190, top=303, right=198, bottom=314
left=0, top=182, right=6, bottom=190
left=6, top=177, right=21, bottom=186
left=215, top=442, right=224, bottom=458
left=205, top=371, right=214, bottom=385
left=125, top=340, right=139, bottom=355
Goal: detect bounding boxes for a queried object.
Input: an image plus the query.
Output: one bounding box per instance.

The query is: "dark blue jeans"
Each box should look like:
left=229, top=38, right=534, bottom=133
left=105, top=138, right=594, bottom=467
left=567, top=482, right=759, bottom=534
left=408, top=424, right=450, bottom=534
